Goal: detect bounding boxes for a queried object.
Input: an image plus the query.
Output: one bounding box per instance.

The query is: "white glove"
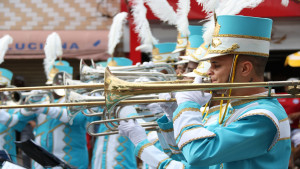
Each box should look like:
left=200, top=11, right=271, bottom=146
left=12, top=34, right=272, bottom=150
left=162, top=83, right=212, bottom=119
left=146, top=103, right=163, bottom=114
left=193, top=76, right=204, bottom=84
left=158, top=93, right=178, bottom=120
left=22, top=106, right=46, bottom=115
left=119, top=105, right=138, bottom=119
left=118, top=119, right=147, bottom=146
left=142, top=61, right=154, bottom=68
left=175, top=91, right=211, bottom=106
left=135, top=62, right=141, bottom=66
left=29, top=90, right=45, bottom=102
left=175, top=76, right=211, bottom=106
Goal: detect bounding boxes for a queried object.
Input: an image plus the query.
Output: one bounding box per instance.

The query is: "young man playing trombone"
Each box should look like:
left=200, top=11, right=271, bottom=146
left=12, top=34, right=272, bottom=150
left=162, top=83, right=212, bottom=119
left=118, top=15, right=291, bottom=169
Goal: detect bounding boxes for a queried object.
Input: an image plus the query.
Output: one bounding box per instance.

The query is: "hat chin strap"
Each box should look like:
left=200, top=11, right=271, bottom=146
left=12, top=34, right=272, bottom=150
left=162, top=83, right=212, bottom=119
left=213, top=55, right=238, bottom=95
left=218, top=54, right=239, bottom=124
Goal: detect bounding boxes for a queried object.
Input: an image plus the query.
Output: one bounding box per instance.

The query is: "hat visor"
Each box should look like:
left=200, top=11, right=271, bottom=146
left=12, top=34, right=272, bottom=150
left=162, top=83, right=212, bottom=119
left=180, top=55, right=198, bottom=63
left=173, top=59, right=189, bottom=65
left=183, top=72, right=197, bottom=78
left=198, top=53, right=227, bottom=61
left=45, top=80, right=53, bottom=85
left=172, top=48, right=185, bottom=54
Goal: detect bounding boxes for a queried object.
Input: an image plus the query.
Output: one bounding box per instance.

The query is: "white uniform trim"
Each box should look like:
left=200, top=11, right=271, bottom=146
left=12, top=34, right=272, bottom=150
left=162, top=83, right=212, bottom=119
left=178, top=127, right=215, bottom=150
left=8, top=114, right=19, bottom=128
left=209, top=37, right=270, bottom=55
left=140, top=145, right=169, bottom=168
left=106, top=134, right=119, bottom=168
left=279, top=119, right=290, bottom=140
left=92, top=136, right=104, bottom=168
left=203, top=113, right=218, bottom=126
left=165, top=160, right=185, bottom=169
left=147, top=131, right=159, bottom=144
left=234, top=109, right=288, bottom=151
left=224, top=102, right=259, bottom=127
left=173, top=110, right=203, bottom=139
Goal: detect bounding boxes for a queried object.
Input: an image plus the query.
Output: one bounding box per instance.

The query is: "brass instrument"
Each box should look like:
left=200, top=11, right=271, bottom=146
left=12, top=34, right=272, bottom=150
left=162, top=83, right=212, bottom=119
left=104, top=67, right=300, bottom=114
left=0, top=67, right=299, bottom=136
left=87, top=67, right=300, bottom=136
left=12, top=90, right=54, bottom=105
left=80, top=63, right=178, bottom=82
left=93, top=60, right=177, bottom=74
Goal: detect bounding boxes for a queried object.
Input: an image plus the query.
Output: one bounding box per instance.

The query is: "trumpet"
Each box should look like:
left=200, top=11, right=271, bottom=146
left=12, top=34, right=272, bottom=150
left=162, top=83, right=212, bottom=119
left=12, top=90, right=54, bottom=105
left=89, top=59, right=177, bottom=75
left=80, top=63, right=178, bottom=82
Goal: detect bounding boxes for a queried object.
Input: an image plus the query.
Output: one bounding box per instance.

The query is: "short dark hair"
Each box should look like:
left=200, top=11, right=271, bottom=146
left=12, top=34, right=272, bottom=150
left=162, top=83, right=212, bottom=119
left=238, top=55, right=268, bottom=77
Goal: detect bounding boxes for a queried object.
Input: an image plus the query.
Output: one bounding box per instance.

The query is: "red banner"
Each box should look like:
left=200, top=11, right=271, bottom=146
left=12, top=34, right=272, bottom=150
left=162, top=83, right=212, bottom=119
left=121, top=0, right=300, bottom=19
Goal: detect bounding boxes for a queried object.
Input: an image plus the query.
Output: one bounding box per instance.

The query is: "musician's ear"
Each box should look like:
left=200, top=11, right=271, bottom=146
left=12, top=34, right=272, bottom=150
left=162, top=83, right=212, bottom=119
left=239, top=60, right=253, bottom=77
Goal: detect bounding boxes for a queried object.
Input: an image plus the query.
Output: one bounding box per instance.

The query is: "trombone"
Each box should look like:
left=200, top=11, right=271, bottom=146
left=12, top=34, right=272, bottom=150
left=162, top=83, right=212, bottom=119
left=84, top=67, right=300, bottom=136
left=0, top=67, right=299, bottom=136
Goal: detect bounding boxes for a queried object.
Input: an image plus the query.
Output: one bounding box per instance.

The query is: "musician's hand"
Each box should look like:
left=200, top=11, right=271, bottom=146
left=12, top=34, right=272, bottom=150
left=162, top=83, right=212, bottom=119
left=29, top=90, right=44, bottom=102
left=146, top=103, right=163, bottom=114
left=158, top=93, right=178, bottom=120
left=175, top=76, right=211, bottom=106
left=118, top=119, right=147, bottom=146
left=142, top=61, right=154, bottom=68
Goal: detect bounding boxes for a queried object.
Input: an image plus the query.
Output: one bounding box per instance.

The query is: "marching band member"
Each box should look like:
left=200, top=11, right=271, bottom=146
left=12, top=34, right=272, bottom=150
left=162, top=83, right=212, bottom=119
left=91, top=57, right=139, bottom=169
left=0, top=35, right=26, bottom=164
left=17, top=32, right=95, bottom=169
left=118, top=14, right=291, bottom=169
left=19, top=60, right=95, bottom=169
left=0, top=67, right=27, bottom=163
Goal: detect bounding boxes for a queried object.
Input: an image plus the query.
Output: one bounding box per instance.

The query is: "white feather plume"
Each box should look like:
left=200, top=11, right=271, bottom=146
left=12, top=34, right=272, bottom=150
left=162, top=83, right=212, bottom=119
left=108, top=12, right=128, bottom=55
left=281, top=0, right=289, bottom=7
left=54, top=33, right=63, bottom=58
left=200, top=0, right=266, bottom=44
left=195, top=0, right=219, bottom=14
left=43, top=32, right=63, bottom=78
left=0, top=35, right=13, bottom=65
left=131, top=0, right=158, bottom=53
left=145, top=0, right=177, bottom=25
left=176, top=0, right=191, bottom=37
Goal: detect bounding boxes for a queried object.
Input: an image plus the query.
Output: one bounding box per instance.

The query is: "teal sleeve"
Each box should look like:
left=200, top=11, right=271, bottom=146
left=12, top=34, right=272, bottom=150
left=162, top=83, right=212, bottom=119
left=181, top=115, right=277, bottom=167
left=17, top=109, right=37, bottom=122
left=12, top=110, right=36, bottom=131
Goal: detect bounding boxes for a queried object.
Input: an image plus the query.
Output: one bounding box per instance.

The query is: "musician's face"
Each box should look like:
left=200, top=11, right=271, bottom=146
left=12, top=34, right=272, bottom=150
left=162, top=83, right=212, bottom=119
left=175, top=63, right=187, bottom=75
left=207, top=55, right=233, bottom=83
left=185, top=61, right=198, bottom=74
